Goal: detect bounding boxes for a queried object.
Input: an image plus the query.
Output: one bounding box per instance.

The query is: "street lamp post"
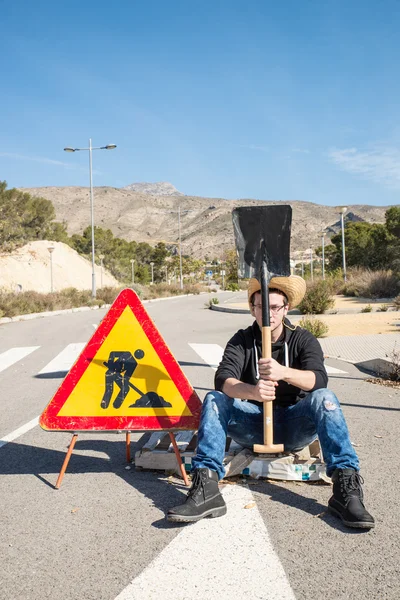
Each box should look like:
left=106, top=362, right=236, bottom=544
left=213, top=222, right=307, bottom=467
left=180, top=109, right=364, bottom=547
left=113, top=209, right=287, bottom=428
left=162, top=206, right=195, bottom=290
left=64, top=140, right=117, bottom=298
left=339, top=207, right=347, bottom=282
left=310, top=246, right=314, bottom=282
left=321, top=232, right=326, bottom=280
left=130, top=259, right=135, bottom=285
left=150, top=262, right=154, bottom=284
left=99, top=254, right=105, bottom=288
left=48, top=246, right=55, bottom=293
left=301, top=255, right=304, bottom=278
left=220, top=269, right=225, bottom=291
left=164, top=266, right=168, bottom=284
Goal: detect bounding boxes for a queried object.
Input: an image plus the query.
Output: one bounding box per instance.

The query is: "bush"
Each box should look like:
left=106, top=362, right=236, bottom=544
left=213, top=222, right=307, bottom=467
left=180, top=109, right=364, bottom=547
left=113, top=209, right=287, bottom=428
left=0, top=281, right=210, bottom=318
left=226, top=282, right=240, bottom=291
left=367, top=271, right=399, bottom=298
left=298, top=280, right=334, bottom=314
left=361, top=304, right=373, bottom=313
left=97, top=286, right=124, bottom=304
left=387, top=345, right=400, bottom=381
left=298, top=316, right=329, bottom=338
left=184, top=284, right=203, bottom=295
left=344, top=268, right=399, bottom=298
left=393, top=295, right=400, bottom=310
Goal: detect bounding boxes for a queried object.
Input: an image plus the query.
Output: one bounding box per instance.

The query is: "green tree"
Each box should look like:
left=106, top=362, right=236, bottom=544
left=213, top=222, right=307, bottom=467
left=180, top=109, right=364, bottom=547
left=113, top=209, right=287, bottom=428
left=0, top=181, right=56, bottom=250
left=223, top=248, right=238, bottom=283
left=385, top=206, right=400, bottom=238
left=329, top=221, right=392, bottom=271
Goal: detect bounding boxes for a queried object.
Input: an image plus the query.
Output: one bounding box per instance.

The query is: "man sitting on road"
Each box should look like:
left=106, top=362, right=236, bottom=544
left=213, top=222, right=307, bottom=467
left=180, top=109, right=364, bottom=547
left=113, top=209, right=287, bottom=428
left=167, top=275, right=375, bottom=529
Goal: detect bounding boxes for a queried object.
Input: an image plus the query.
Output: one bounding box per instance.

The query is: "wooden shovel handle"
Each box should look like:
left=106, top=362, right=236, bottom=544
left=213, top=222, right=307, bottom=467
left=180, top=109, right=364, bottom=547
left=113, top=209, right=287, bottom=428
left=261, top=325, right=273, bottom=446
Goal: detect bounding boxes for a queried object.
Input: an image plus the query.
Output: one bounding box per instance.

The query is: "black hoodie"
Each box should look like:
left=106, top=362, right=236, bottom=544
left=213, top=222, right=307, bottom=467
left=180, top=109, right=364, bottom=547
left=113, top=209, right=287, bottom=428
left=214, top=318, right=328, bottom=408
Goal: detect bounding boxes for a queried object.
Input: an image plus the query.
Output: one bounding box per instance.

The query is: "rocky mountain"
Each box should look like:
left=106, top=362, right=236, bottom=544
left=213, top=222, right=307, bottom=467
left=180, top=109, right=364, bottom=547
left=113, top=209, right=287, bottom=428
left=123, top=182, right=183, bottom=196
left=23, top=185, right=389, bottom=260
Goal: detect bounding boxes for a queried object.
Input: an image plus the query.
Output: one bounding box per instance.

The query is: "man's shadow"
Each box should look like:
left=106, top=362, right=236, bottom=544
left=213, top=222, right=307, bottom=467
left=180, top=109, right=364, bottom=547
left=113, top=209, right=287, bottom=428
left=251, top=479, right=368, bottom=534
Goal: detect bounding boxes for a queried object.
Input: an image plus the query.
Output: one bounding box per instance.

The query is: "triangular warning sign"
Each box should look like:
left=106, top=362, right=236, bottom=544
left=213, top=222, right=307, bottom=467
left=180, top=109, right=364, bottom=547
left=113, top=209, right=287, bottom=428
left=40, top=289, right=202, bottom=431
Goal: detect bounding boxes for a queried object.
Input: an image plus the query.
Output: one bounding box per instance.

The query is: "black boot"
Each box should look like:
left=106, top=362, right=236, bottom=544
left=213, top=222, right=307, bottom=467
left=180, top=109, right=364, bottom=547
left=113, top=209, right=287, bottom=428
left=167, top=468, right=227, bottom=523
left=328, top=468, right=375, bottom=529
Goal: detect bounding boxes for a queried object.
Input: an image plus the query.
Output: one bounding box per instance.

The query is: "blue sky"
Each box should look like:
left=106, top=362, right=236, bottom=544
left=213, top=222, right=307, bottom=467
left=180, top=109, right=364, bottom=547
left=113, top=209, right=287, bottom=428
left=2, top=0, right=400, bottom=206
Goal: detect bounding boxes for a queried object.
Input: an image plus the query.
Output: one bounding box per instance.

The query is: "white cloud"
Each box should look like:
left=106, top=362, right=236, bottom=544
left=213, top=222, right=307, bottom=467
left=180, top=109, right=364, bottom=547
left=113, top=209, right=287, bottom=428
left=329, top=146, right=400, bottom=189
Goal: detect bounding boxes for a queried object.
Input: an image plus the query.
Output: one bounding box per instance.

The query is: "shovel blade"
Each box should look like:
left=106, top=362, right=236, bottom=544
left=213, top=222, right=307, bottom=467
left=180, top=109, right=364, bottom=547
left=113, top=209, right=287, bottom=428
left=232, top=205, right=292, bottom=279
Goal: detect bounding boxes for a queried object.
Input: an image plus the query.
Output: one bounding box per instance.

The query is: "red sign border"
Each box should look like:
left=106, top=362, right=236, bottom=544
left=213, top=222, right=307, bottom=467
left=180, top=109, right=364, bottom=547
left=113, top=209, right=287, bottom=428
left=39, top=289, right=202, bottom=431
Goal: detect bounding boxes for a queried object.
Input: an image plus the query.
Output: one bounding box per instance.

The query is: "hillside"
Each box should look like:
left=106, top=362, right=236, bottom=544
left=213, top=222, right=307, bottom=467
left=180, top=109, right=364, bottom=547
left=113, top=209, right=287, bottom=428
left=22, top=186, right=389, bottom=259
left=0, top=240, right=119, bottom=293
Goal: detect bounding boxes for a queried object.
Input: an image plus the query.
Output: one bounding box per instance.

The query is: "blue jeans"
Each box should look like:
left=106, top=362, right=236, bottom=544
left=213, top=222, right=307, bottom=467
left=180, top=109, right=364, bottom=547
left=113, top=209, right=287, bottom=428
left=191, top=389, right=359, bottom=479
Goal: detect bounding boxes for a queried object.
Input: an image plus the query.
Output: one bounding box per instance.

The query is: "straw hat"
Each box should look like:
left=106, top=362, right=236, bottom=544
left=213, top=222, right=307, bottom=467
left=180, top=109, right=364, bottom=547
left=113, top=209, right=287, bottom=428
left=247, top=276, right=306, bottom=309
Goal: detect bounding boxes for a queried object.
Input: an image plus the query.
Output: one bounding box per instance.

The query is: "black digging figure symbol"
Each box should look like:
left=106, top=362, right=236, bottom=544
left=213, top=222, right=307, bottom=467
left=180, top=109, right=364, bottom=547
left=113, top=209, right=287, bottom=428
left=100, top=350, right=172, bottom=410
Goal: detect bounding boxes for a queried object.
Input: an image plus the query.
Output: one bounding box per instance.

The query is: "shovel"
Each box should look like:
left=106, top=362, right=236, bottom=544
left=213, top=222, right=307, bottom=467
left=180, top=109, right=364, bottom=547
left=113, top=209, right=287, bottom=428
left=232, top=205, right=292, bottom=453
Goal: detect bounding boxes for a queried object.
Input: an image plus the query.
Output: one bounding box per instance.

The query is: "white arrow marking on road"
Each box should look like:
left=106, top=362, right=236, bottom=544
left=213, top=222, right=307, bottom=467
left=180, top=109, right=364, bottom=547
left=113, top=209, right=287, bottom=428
left=115, top=484, right=296, bottom=600
left=0, top=346, right=40, bottom=373
left=189, top=343, right=347, bottom=374
left=38, top=343, right=86, bottom=375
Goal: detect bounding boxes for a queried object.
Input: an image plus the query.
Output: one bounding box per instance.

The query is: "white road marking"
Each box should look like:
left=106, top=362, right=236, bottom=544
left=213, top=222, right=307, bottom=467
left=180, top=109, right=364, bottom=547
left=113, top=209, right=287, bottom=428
left=37, top=343, right=86, bottom=375
left=189, top=343, right=347, bottom=374
left=115, top=484, right=296, bottom=600
left=0, top=416, right=39, bottom=449
left=189, top=343, right=223, bottom=370
left=325, top=365, right=347, bottom=374
left=0, top=346, right=40, bottom=373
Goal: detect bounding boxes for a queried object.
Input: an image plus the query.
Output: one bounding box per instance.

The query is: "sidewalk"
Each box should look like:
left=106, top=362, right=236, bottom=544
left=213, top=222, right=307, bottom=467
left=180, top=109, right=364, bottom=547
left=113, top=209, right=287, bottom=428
left=211, top=296, right=399, bottom=372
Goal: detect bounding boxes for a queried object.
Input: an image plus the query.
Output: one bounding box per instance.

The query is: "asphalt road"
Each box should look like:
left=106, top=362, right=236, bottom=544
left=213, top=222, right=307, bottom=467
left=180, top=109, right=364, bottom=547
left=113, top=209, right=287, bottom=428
left=0, top=291, right=399, bottom=600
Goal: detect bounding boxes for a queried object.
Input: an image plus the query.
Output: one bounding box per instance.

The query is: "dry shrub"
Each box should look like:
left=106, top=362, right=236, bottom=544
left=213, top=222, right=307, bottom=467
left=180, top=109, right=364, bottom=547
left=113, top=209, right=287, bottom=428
left=325, top=272, right=346, bottom=295
left=367, top=271, right=399, bottom=298
left=387, top=345, right=400, bottom=381
left=344, top=268, right=399, bottom=298
left=298, top=280, right=334, bottom=314
left=0, top=282, right=209, bottom=318
left=393, top=295, right=400, bottom=310
left=97, top=286, right=125, bottom=304
left=298, top=316, right=329, bottom=338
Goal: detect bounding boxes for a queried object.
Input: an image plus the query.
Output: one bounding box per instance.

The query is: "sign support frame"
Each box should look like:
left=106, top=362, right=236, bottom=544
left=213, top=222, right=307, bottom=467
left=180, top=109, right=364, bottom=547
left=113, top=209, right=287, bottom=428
left=54, top=431, right=190, bottom=489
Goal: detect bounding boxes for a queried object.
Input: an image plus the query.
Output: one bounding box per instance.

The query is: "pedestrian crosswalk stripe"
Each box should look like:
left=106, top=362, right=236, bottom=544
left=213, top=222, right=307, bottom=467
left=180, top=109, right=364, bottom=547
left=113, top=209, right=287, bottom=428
left=189, top=343, right=223, bottom=370
left=37, top=343, right=86, bottom=375
left=0, top=347, right=40, bottom=374
left=0, top=416, right=39, bottom=449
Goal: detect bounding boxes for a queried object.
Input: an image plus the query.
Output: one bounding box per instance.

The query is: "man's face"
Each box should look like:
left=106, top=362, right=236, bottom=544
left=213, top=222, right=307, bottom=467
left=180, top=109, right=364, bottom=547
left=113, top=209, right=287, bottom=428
left=250, top=291, right=289, bottom=330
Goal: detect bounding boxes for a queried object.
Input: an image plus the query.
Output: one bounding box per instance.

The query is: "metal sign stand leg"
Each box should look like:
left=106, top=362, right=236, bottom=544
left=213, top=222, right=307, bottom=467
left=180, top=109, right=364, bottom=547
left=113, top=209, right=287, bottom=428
left=55, top=434, right=78, bottom=489
left=55, top=431, right=190, bottom=489
left=169, top=432, right=190, bottom=487
left=126, top=432, right=131, bottom=463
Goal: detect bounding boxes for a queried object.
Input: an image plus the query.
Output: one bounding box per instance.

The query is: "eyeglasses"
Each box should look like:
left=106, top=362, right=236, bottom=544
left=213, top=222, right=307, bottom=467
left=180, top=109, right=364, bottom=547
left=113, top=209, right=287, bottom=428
left=253, top=304, right=286, bottom=314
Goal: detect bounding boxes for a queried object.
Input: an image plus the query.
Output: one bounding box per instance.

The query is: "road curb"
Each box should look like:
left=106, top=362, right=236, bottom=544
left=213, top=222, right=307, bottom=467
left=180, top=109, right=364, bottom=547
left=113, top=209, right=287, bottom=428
left=210, top=304, right=250, bottom=314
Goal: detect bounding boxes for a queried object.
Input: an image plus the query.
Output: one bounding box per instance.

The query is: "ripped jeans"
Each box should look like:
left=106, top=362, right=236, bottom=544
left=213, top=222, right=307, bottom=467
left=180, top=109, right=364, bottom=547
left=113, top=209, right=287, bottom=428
left=191, top=389, right=359, bottom=479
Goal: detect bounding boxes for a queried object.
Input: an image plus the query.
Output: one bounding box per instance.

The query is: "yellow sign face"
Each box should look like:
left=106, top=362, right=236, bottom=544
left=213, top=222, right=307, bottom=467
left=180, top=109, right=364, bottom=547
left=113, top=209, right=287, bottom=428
left=40, top=289, right=202, bottom=431
left=58, top=306, right=192, bottom=417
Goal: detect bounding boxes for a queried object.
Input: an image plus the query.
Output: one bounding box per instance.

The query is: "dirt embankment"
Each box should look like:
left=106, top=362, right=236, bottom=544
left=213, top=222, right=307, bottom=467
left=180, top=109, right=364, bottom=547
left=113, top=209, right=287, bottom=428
left=0, top=241, right=119, bottom=293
